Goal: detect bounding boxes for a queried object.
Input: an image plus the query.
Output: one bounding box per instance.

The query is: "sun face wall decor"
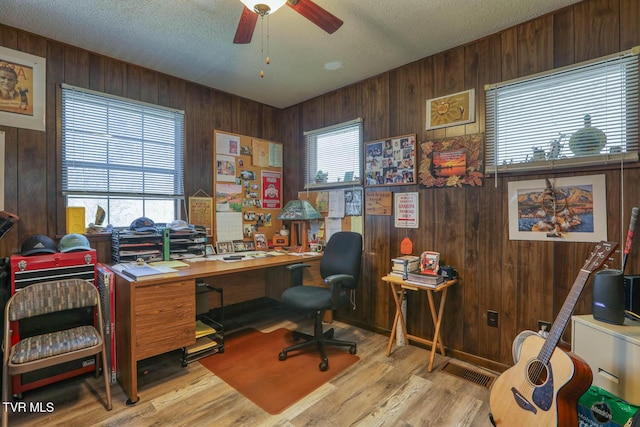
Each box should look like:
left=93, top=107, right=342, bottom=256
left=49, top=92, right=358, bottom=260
left=426, top=89, right=475, bottom=131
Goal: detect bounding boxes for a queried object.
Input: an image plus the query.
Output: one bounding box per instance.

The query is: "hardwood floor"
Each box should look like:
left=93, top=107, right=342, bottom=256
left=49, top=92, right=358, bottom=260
left=7, top=306, right=496, bottom=426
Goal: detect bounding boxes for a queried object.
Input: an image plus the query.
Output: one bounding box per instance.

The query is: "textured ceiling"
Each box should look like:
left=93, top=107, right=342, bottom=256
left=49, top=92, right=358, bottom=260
left=1, top=0, right=583, bottom=109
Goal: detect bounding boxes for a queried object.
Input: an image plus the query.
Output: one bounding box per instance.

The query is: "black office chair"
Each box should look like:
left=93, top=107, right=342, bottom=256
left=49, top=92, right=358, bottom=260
left=278, top=231, right=362, bottom=371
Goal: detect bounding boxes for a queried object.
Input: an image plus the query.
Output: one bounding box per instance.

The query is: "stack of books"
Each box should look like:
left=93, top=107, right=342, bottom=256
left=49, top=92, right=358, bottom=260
left=389, top=255, right=420, bottom=279
left=405, top=271, right=445, bottom=288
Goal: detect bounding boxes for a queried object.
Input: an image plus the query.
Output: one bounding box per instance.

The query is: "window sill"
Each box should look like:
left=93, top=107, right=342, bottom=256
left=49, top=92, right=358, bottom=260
left=487, top=152, right=638, bottom=174
left=304, top=180, right=362, bottom=190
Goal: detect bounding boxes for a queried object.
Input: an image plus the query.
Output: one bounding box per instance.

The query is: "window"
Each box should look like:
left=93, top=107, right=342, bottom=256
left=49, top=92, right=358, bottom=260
left=61, top=84, right=185, bottom=227
left=304, top=118, right=363, bottom=188
left=486, top=47, right=639, bottom=173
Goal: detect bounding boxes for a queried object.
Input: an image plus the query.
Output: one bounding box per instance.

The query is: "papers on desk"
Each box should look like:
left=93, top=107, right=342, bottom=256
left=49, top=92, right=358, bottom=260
left=111, top=262, right=179, bottom=281
left=149, top=260, right=190, bottom=268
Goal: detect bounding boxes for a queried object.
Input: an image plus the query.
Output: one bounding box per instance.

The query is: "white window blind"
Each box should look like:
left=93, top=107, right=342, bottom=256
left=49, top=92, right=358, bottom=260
left=304, top=118, right=363, bottom=189
left=486, top=47, right=639, bottom=173
left=61, top=84, right=185, bottom=225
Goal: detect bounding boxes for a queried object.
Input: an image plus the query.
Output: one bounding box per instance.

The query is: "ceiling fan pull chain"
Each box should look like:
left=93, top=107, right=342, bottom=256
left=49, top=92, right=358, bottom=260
left=260, top=15, right=265, bottom=78
left=266, top=14, right=271, bottom=65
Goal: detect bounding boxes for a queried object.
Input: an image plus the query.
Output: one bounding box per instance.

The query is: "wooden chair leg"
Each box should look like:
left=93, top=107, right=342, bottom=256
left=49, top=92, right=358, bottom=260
left=2, top=360, right=10, bottom=427
left=102, top=344, right=113, bottom=410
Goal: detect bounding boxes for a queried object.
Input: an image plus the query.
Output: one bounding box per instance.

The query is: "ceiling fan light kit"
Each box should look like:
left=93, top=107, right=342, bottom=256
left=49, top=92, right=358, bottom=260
left=234, top=0, right=343, bottom=44
left=240, top=0, right=287, bottom=16
left=235, top=0, right=344, bottom=79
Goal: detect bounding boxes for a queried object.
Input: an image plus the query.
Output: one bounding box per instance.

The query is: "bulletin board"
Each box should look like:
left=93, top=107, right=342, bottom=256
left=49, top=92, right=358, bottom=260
left=213, top=130, right=284, bottom=250
left=298, top=188, right=364, bottom=245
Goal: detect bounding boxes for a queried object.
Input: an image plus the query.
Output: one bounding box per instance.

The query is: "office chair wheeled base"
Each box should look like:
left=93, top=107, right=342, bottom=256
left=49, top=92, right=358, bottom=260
left=278, top=310, right=357, bottom=371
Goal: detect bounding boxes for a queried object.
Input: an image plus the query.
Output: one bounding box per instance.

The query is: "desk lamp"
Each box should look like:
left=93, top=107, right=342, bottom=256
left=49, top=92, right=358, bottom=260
left=276, top=200, right=323, bottom=252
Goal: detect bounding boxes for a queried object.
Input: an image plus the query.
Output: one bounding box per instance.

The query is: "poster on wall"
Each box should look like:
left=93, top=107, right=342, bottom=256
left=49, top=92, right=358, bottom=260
left=394, top=192, right=419, bottom=228
left=0, top=46, right=46, bottom=131
left=508, top=175, right=607, bottom=242
left=261, top=170, right=281, bottom=209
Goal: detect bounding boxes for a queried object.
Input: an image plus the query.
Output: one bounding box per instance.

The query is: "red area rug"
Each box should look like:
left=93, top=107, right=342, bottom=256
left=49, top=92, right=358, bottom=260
left=199, top=327, right=359, bottom=414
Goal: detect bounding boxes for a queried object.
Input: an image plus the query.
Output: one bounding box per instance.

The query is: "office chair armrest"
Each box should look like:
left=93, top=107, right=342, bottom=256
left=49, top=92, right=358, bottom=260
left=324, top=274, right=353, bottom=286
left=287, top=263, right=311, bottom=287
left=286, top=263, right=311, bottom=271
left=325, top=274, right=354, bottom=307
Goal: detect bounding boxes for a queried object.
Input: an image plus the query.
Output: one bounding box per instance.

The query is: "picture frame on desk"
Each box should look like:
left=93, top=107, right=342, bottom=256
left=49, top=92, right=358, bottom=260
left=254, top=233, right=267, bottom=250
left=216, top=241, right=234, bottom=254
left=205, top=244, right=215, bottom=256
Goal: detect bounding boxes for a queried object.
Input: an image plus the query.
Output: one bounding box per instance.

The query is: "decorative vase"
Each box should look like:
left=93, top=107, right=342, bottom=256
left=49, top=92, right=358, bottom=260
left=569, top=114, right=606, bottom=156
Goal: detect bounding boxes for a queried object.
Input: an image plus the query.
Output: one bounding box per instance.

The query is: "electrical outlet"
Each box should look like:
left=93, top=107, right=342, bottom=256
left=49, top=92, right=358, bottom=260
left=538, top=320, right=552, bottom=333
left=487, top=310, right=499, bottom=327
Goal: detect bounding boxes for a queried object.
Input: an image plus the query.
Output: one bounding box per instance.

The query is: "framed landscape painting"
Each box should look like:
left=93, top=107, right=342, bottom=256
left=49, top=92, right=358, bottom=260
left=508, top=175, right=607, bottom=242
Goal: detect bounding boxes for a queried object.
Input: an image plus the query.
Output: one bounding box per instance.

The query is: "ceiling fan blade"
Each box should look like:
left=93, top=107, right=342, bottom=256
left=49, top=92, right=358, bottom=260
left=287, top=0, right=343, bottom=34
left=233, top=7, right=258, bottom=44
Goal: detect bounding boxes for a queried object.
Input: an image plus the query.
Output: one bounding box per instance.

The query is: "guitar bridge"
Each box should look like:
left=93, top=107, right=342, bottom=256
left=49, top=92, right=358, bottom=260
left=510, top=387, right=537, bottom=414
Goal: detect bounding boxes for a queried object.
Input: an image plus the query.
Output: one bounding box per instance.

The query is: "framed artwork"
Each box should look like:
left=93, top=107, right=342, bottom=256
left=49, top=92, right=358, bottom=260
left=245, top=241, right=256, bottom=251
left=216, top=241, right=235, bottom=254
left=426, top=89, right=475, bottom=130
left=188, top=196, right=214, bottom=236
left=205, top=244, right=215, bottom=256
left=254, top=233, right=267, bottom=249
left=365, top=134, right=416, bottom=186
left=508, top=175, right=607, bottom=242
left=0, top=46, right=46, bottom=131
left=233, top=241, right=246, bottom=252
left=418, top=133, right=484, bottom=188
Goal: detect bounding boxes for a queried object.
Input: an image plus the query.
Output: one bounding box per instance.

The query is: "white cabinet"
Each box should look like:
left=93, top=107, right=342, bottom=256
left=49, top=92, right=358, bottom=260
left=572, top=314, right=640, bottom=405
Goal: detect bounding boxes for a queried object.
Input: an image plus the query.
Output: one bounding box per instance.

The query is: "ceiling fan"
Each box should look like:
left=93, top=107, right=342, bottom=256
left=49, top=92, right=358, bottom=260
left=233, top=0, right=343, bottom=44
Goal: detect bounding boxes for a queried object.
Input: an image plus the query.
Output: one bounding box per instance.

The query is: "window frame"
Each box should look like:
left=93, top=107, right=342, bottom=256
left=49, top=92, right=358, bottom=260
left=485, top=47, right=639, bottom=175
left=304, top=118, right=363, bottom=190
left=60, top=84, right=185, bottom=226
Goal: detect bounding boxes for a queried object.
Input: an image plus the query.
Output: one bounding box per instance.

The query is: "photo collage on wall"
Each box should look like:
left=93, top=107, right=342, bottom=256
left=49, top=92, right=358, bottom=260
left=365, top=134, right=416, bottom=186
left=214, top=131, right=283, bottom=253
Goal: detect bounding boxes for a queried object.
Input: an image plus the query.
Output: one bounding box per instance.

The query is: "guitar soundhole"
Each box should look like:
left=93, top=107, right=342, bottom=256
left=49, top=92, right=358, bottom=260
left=527, top=360, right=548, bottom=386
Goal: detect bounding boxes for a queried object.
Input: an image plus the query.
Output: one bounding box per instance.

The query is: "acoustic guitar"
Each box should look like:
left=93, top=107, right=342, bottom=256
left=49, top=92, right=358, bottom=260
left=489, top=240, right=617, bottom=427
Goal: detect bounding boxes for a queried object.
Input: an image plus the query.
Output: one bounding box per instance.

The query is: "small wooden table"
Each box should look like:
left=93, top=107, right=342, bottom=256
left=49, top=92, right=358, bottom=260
left=382, top=275, right=457, bottom=372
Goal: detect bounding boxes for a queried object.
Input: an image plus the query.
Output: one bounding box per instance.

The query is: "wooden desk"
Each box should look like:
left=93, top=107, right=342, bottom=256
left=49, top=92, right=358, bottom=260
left=382, top=275, right=457, bottom=373
left=114, top=254, right=321, bottom=405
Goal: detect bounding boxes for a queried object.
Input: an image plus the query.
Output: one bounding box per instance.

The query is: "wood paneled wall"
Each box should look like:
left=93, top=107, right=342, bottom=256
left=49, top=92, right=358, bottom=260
left=0, top=26, right=283, bottom=255
left=1, top=0, right=639, bottom=369
left=284, top=0, right=640, bottom=369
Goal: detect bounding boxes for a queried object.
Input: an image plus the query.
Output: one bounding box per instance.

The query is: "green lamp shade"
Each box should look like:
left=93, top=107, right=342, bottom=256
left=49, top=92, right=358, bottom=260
left=277, top=200, right=323, bottom=220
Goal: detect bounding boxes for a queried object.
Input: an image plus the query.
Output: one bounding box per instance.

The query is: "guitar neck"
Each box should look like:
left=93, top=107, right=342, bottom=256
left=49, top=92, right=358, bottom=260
left=539, top=269, right=591, bottom=365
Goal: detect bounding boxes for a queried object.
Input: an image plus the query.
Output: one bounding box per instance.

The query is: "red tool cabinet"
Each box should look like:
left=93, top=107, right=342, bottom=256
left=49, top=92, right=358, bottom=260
left=9, top=250, right=98, bottom=396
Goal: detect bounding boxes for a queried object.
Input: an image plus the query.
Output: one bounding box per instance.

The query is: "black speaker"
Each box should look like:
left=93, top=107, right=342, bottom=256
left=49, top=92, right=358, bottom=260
left=592, top=269, right=625, bottom=325
left=624, top=275, right=640, bottom=316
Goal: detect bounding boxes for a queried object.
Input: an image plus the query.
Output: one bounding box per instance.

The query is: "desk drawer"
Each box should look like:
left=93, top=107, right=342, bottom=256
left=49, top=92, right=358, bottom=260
left=135, top=280, right=196, bottom=360
left=572, top=316, right=640, bottom=405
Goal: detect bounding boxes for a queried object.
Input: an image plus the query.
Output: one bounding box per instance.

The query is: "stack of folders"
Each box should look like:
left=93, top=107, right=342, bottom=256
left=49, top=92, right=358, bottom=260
left=405, top=271, right=445, bottom=288
left=389, top=255, right=420, bottom=279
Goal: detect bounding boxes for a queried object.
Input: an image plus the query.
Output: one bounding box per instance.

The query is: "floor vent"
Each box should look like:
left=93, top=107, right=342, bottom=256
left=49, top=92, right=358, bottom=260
left=440, top=361, right=496, bottom=389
